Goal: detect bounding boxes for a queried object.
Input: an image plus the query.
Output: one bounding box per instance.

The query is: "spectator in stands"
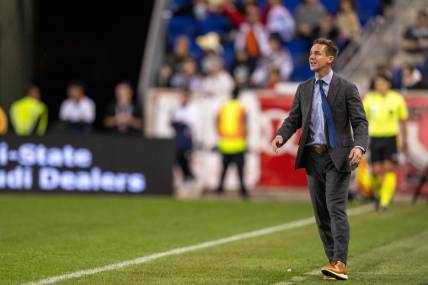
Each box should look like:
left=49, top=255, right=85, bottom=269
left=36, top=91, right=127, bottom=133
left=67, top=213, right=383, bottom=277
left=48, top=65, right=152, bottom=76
left=251, top=34, right=293, bottom=87
left=173, top=0, right=209, bottom=20
left=171, top=57, right=203, bottom=93
left=167, top=35, right=192, bottom=73
left=263, top=0, right=295, bottom=42
left=157, top=63, right=173, bottom=87
left=157, top=35, right=192, bottom=87
left=202, top=49, right=224, bottom=76
left=295, top=0, right=326, bottom=41
left=59, top=81, right=95, bottom=134
left=379, top=0, right=393, bottom=16
left=201, top=56, right=235, bottom=96
left=196, top=32, right=224, bottom=75
left=400, top=64, right=428, bottom=90
left=235, top=5, right=269, bottom=66
left=265, top=66, right=282, bottom=89
left=336, top=0, right=361, bottom=45
left=402, top=9, right=428, bottom=55
left=10, top=85, right=48, bottom=136
left=311, top=12, right=340, bottom=45
left=171, top=89, right=197, bottom=181
left=104, top=81, right=142, bottom=134
left=205, top=0, right=228, bottom=14
left=220, top=0, right=259, bottom=28
left=0, top=106, right=7, bottom=135
left=220, top=0, right=245, bottom=28
left=231, top=49, right=255, bottom=88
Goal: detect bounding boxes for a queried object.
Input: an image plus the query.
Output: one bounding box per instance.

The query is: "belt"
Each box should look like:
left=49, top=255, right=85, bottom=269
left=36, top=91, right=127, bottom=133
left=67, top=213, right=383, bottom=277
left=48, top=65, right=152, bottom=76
left=308, top=144, right=328, bottom=154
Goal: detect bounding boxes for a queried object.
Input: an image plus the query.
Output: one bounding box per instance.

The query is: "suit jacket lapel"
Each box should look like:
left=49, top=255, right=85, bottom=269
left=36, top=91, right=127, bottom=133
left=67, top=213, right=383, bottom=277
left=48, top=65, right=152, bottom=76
left=303, top=79, right=315, bottom=125
left=327, top=74, right=339, bottom=107
left=305, top=79, right=315, bottom=112
left=298, top=79, right=315, bottom=147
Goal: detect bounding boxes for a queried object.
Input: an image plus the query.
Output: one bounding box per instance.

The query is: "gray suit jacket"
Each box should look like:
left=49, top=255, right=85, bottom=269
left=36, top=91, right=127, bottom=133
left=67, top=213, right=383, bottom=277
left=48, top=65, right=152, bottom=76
left=276, top=73, right=368, bottom=172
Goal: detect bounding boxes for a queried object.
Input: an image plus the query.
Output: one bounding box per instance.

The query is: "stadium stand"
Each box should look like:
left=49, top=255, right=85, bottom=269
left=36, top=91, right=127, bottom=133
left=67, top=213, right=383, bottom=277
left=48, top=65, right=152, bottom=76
left=163, top=0, right=381, bottom=83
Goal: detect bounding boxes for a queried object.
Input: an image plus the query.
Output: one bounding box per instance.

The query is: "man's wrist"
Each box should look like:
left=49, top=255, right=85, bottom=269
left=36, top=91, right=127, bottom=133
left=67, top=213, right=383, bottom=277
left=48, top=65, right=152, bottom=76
left=354, top=146, right=365, bottom=153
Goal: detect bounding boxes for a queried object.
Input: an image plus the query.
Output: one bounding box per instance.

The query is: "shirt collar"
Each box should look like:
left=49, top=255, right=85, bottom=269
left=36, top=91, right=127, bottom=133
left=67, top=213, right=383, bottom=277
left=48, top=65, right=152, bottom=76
left=315, top=69, right=334, bottom=85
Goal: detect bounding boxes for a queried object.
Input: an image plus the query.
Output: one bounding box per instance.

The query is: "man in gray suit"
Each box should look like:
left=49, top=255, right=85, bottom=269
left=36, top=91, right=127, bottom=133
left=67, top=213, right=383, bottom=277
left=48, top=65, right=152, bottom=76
left=271, top=38, right=368, bottom=280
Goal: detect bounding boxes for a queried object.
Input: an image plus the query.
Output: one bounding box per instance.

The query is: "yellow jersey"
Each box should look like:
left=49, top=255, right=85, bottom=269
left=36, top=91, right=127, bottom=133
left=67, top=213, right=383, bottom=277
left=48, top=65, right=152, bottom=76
left=10, top=97, right=48, bottom=136
left=363, top=90, right=408, bottom=137
left=218, top=100, right=247, bottom=154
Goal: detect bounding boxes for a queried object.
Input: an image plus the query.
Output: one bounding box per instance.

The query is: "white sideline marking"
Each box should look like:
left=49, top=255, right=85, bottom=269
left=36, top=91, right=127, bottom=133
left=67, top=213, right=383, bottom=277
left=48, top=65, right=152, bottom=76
left=24, top=204, right=373, bottom=285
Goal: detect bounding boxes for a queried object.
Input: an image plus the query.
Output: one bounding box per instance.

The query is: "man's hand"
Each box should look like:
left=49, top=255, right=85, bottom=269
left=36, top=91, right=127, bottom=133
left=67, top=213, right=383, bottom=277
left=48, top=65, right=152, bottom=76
left=271, top=135, right=284, bottom=153
left=349, top=147, right=363, bottom=166
left=116, top=113, right=132, bottom=125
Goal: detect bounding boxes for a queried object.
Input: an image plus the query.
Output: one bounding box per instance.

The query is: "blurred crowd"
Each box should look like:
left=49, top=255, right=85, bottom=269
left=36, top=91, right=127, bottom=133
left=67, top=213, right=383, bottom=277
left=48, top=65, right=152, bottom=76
left=1, top=2, right=427, bottom=140
left=396, top=8, right=428, bottom=90
left=157, top=0, right=364, bottom=91
left=0, top=81, right=142, bottom=136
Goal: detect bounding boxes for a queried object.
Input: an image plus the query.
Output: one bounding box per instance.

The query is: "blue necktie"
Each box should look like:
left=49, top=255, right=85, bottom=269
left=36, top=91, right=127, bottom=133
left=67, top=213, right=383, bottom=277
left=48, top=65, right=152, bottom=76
left=317, top=80, right=336, bottom=148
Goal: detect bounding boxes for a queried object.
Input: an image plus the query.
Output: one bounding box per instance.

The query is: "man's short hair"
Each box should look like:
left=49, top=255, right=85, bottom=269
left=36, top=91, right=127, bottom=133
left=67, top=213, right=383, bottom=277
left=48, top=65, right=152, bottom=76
left=68, top=80, right=86, bottom=91
left=418, top=8, right=428, bottom=18
left=312, top=38, right=339, bottom=58
left=116, top=80, right=133, bottom=88
left=26, top=84, right=39, bottom=94
left=375, top=72, right=393, bottom=85
left=232, top=86, right=240, bottom=99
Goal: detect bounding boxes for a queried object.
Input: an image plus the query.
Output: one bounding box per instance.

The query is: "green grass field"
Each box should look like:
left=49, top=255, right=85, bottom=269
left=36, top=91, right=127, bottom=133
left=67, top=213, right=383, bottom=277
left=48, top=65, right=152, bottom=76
left=0, top=194, right=427, bottom=285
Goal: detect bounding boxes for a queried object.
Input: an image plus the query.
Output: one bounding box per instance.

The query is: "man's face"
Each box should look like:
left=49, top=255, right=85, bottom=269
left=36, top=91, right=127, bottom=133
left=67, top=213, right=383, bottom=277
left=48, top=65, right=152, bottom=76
left=183, top=60, right=196, bottom=75
left=269, top=39, right=280, bottom=51
left=67, top=85, right=83, bottom=101
left=28, top=87, right=41, bottom=100
left=246, top=8, right=259, bottom=24
left=417, top=14, right=428, bottom=27
left=374, top=77, right=391, bottom=93
left=268, top=0, right=280, bottom=5
left=320, top=14, right=334, bottom=30
left=115, top=84, right=132, bottom=104
left=309, top=44, right=334, bottom=72
left=180, top=91, right=191, bottom=105
left=175, top=38, right=189, bottom=56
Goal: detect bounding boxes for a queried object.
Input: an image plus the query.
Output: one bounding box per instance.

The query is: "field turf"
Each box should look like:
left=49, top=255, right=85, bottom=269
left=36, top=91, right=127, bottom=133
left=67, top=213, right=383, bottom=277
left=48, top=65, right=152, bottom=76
left=0, top=194, right=427, bottom=284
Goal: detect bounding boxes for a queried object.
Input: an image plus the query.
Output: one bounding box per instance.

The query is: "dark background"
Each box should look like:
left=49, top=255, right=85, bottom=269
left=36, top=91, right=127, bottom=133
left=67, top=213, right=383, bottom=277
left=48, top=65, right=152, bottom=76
left=33, top=0, right=154, bottom=130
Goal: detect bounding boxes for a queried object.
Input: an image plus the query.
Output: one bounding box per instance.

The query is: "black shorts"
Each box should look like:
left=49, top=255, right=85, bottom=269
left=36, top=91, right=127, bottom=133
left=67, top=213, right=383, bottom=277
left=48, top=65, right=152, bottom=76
left=369, top=136, right=398, bottom=164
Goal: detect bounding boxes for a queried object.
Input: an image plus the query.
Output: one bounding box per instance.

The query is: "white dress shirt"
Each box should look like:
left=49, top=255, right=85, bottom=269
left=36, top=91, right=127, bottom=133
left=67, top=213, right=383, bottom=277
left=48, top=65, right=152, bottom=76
left=59, top=96, right=95, bottom=123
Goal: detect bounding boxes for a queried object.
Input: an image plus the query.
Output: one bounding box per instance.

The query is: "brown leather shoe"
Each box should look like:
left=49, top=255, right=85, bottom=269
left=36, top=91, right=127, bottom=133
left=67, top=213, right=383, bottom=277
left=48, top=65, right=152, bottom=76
left=321, top=262, right=333, bottom=271
left=320, top=262, right=335, bottom=280
left=321, top=261, right=348, bottom=280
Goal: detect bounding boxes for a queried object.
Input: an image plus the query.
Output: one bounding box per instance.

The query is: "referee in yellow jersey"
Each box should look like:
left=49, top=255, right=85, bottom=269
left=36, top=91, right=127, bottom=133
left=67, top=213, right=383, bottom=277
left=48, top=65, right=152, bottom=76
left=363, top=73, right=408, bottom=211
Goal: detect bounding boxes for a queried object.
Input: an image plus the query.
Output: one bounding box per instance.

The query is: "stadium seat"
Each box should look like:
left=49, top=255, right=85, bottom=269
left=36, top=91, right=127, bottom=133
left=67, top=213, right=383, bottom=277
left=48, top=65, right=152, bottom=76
left=167, top=15, right=196, bottom=48
left=196, top=15, right=233, bottom=37
left=356, top=0, right=380, bottom=25
left=320, top=0, right=340, bottom=15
